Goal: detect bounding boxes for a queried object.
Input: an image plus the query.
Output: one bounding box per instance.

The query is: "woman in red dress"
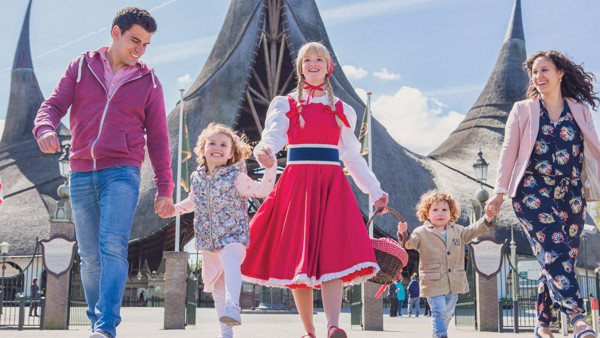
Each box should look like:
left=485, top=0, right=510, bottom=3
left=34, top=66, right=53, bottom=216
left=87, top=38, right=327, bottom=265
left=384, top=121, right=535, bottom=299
left=241, top=42, right=388, bottom=338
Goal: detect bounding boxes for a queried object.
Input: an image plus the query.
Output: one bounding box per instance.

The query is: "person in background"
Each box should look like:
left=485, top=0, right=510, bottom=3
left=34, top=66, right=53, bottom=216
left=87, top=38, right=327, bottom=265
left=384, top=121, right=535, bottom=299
left=396, top=278, right=406, bottom=316
left=407, top=273, right=420, bottom=317
left=388, top=279, right=399, bottom=317
left=29, top=277, right=39, bottom=317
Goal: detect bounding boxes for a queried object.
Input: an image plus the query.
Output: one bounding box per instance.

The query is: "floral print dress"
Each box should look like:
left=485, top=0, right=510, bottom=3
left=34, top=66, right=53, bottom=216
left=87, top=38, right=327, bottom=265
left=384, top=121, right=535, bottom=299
left=512, top=100, right=586, bottom=324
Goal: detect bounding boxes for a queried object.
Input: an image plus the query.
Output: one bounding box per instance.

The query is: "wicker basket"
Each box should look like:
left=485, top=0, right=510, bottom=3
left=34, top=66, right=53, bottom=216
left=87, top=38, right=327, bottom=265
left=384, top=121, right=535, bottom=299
left=365, top=208, right=409, bottom=285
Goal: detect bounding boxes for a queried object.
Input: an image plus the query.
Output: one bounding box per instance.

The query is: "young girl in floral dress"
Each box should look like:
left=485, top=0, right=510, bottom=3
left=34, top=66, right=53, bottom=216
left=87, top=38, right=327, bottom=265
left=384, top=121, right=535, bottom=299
left=167, top=123, right=276, bottom=338
left=241, top=42, right=388, bottom=338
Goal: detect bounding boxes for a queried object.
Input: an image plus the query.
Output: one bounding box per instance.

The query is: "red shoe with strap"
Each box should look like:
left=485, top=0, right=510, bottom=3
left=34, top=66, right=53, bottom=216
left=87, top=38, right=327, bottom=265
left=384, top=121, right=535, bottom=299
left=328, top=326, right=347, bottom=338
left=301, top=333, right=316, bottom=338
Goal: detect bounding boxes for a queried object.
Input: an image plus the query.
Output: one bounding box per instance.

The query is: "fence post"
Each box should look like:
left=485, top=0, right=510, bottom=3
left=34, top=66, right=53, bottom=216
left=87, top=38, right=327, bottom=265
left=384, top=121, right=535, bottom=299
left=18, top=294, right=25, bottom=330
left=40, top=297, right=46, bottom=330
left=513, top=300, right=519, bottom=333
left=498, top=300, right=503, bottom=332
left=595, top=269, right=600, bottom=299
left=592, top=298, right=598, bottom=336
left=0, top=289, right=3, bottom=315
left=561, top=312, right=569, bottom=336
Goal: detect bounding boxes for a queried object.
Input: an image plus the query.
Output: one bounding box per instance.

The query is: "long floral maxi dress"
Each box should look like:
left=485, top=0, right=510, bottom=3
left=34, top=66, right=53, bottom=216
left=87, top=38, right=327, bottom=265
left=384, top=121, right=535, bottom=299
left=512, top=100, right=586, bottom=324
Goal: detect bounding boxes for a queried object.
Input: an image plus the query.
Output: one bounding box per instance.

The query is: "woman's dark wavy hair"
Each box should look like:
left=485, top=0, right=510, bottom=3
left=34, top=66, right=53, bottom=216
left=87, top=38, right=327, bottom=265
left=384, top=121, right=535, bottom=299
left=523, top=51, right=599, bottom=110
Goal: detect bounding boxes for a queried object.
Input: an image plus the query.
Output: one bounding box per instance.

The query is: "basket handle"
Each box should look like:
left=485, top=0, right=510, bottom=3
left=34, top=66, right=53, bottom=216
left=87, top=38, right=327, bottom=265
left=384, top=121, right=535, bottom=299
left=365, top=207, right=409, bottom=247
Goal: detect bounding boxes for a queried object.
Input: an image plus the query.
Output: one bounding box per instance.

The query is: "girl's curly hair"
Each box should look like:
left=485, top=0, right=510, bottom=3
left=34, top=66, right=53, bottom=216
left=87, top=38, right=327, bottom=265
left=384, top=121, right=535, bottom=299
left=194, top=123, right=252, bottom=168
left=523, top=51, right=599, bottom=110
left=415, top=190, right=461, bottom=224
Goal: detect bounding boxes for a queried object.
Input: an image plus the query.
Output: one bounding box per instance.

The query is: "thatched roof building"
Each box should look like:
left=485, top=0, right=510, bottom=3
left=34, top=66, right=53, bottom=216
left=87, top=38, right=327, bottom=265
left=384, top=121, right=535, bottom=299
left=0, top=0, right=70, bottom=256
left=130, top=0, right=436, bottom=267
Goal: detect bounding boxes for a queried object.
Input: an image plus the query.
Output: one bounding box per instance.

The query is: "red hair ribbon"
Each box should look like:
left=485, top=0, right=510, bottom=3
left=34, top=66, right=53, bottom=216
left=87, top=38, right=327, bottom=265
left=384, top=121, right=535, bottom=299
left=323, top=104, right=350, bottom=128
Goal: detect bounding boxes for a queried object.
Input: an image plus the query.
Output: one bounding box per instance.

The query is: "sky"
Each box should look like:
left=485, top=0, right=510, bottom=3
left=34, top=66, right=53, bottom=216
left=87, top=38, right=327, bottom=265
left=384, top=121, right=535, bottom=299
left=1, top=0, right=600, bottom=156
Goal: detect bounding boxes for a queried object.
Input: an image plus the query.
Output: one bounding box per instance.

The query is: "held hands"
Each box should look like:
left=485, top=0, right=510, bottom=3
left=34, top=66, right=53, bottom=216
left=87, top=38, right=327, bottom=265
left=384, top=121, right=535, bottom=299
left=484, top=193, right=503, bottom=221
left=37, top=131, right=60, bottom=153
left=397, top=221, right=408, bottom=235
left=155, top=196, right=175, bottom=218
left=374, top=194, right=388, bottom=214
left=257, top=152, right=276, bottom=168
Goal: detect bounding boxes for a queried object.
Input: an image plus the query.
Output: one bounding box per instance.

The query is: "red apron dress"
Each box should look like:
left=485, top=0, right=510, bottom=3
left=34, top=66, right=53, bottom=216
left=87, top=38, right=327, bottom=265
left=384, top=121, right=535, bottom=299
left=241, top=96, right=379, bottom=288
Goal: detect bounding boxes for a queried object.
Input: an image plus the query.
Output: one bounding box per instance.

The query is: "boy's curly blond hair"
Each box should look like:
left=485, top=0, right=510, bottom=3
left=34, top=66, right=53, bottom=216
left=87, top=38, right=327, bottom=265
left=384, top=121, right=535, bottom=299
left=194, top=123, right=252, bottom=168
left=415, top=190, right=461, bottom=223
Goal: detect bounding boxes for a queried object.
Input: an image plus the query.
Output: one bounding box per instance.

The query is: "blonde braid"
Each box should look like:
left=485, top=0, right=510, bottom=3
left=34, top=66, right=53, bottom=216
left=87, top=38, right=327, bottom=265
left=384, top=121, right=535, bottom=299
left=296, top=76, right=306, bottom=127
left=325, top=78, right=343, bottom=128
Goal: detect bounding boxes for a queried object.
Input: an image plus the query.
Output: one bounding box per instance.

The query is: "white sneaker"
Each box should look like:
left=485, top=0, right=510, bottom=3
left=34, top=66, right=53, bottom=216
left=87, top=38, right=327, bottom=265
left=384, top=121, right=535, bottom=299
left=88, top=331, right=112, bottom=338
left=219, top=305, right=241, bottom=326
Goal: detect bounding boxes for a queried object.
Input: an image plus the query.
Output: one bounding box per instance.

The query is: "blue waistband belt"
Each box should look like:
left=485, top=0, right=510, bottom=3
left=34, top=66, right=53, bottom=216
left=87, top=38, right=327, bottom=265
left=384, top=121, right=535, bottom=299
left=287, top=145, right=340, bottom=165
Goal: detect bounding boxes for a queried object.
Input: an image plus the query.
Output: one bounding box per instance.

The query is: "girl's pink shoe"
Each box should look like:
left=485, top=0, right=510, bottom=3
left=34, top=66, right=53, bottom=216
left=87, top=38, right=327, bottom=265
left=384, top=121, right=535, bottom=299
left=301, top=333, right=316, bottom=338
left=328, top=326, right=347, bottom=338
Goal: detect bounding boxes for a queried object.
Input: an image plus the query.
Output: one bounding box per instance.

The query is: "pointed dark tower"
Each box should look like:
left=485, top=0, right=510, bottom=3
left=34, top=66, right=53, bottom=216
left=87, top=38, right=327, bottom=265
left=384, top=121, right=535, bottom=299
left=429, top=0, right=529, bottom=180
left=129, top=0, right=435, bottom=261
left=2, top=1, right=41, bottom=146
left=0, top=0, right=70, bottom=255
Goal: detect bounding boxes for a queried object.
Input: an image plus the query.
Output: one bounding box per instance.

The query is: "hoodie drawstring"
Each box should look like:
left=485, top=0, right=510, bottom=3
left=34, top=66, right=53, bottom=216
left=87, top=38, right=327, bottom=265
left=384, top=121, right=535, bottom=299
left=76, top=53, right=85, bottom=83
left=151, top=70, right=157, bottom=89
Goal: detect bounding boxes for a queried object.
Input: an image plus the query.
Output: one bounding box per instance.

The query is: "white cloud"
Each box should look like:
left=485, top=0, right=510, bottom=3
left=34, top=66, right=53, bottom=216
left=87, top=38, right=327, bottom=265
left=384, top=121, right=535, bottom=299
left=373, top=68, right=400, bottom=80
left=342, top=65, right=368, bottom=80
left=177, top=74, right=193, bottom=87
left=354, top=88, right=368, bottom=102
left=371, top=86, right=465, bottom=154
left=422, top=84, right=483, bottom=97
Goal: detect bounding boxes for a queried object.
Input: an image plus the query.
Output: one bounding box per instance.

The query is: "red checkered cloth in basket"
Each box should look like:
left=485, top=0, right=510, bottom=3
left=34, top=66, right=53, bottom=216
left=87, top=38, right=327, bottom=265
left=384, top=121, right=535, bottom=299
left=371, top=237, right=409, bottom=269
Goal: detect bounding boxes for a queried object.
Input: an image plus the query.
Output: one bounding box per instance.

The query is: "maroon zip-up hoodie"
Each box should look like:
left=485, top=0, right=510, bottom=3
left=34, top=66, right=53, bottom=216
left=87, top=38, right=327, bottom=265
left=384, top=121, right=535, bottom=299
left=33, top=50, right=174, bottom=197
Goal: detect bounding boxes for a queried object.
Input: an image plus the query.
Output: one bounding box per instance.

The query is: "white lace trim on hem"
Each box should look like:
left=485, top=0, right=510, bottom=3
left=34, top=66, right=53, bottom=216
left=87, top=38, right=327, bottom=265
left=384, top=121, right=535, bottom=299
left=242, top=262, right=380, bottom=288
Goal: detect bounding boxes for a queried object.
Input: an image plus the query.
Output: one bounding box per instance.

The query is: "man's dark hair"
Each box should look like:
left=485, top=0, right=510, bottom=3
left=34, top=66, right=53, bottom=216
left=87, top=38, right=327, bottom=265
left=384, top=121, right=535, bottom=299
left=112, top=7, right=157, bottom=34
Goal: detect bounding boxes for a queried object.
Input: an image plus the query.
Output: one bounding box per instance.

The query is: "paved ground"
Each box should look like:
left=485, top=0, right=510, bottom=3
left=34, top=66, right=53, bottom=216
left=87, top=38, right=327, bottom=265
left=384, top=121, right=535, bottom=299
left=3, top=307, right=549, bottom=338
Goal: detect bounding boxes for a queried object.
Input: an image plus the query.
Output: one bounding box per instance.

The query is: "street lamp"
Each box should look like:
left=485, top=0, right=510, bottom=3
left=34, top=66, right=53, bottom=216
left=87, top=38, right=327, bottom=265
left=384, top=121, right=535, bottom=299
left=473, top=148, right=488, bottom=186
left=58, top=144, right=70, bottom=184
left=471, top=149, right=490, bottom=217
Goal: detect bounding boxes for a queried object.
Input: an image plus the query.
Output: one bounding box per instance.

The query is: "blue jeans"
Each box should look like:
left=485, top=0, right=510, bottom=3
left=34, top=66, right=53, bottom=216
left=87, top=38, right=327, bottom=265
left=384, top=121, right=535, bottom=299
left=409, top=297, right=420, bottom=316
left=427, top=293, right=459, bottom=337
left=70, top=166, right=140, bottom=337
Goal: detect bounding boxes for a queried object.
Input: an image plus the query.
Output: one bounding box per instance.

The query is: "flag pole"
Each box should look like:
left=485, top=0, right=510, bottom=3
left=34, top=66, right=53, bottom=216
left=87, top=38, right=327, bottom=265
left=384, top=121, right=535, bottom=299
left=175, top=88, right=184, bottom=252
left=367, top=92, right=374, bottom=237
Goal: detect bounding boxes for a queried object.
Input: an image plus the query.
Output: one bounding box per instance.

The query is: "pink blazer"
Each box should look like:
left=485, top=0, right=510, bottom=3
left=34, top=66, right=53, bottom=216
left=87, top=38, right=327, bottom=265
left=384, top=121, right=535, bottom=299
left=494, top=96, right=600, bottom=201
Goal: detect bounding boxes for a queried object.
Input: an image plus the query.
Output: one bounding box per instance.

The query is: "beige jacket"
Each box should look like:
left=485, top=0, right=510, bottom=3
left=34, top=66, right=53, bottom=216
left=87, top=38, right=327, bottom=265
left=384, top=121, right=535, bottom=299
left=402, top=218, right=493, bottom=298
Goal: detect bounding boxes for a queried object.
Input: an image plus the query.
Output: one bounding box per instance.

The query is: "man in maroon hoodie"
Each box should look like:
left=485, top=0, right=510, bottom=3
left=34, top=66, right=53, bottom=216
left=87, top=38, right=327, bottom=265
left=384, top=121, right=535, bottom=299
left=33, top=7, right=174, bottom=338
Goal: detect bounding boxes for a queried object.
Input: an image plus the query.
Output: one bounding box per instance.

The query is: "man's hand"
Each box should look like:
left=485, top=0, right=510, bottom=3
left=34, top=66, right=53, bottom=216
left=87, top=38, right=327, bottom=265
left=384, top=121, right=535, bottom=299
left=37, top=131, right=60, bottom=153
left=155, top=196, right=175, bottom=218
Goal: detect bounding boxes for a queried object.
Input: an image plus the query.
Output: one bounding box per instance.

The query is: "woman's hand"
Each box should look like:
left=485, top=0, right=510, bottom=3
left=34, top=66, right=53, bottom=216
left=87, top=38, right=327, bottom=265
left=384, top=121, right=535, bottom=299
left=374, top=194, right=388, bottom=214
left=484, top=193, right=504, bottom=219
